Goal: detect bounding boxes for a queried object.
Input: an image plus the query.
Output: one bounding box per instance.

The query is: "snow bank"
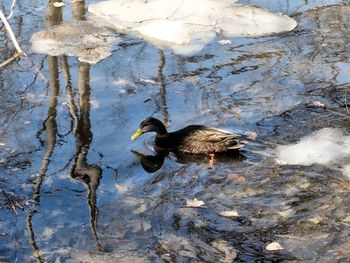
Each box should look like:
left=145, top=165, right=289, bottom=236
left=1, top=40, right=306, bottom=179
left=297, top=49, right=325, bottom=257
left=276, top=128, right=350, bottom=179
left=31, top=21, right=117, bottom=64
left=88, top=0, right=297, bottom=54
left=276, top=128, right=350, bottom=166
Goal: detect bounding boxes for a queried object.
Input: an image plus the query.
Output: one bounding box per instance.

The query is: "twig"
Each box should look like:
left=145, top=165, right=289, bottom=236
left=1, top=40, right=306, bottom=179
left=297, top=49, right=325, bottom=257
left=345, top=88, right=349, bottom=115
left=0, top=10, right=26, bottom=57
left=0, top=51, right=21, bottom=69
left=7, top=0, right=17, bottom=20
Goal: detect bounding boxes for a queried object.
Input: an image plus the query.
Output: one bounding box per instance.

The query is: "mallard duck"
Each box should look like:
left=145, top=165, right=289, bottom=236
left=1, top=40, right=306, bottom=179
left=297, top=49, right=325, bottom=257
left=131, top=117, right=246, bottom=154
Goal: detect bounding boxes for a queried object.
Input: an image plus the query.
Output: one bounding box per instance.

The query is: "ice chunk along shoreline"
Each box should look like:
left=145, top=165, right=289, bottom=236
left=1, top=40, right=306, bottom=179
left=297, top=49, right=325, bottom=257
left=88, top=0, right=297, bottom=54
left=275, top=128, right=350, bottom=178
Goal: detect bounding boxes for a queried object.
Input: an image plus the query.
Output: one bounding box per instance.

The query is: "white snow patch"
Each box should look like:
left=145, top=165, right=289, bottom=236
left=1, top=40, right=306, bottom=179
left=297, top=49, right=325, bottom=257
left=342, top=164, right=350, bottom=179
left=218, top=39, right=232, bottom=45
left=31, top=21, right=118, bottom=64
left=276, top=128, right=350, bottom=166
left=88, top=0, right=297, bottom=54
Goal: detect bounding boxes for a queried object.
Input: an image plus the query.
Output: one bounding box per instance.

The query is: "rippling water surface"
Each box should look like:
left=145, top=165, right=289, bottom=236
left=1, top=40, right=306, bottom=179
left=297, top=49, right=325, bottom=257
left=1, top=0, right=350, bottom=262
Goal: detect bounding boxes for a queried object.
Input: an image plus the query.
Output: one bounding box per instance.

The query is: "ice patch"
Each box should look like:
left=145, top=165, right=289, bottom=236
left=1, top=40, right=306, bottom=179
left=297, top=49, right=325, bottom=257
left=88, top=0, right=297, bottom=54
left=31, top=21, right=118, bottom=64
left=342, top=164, right=350, bottom=179
left=276, top=128, right=350, bottom=166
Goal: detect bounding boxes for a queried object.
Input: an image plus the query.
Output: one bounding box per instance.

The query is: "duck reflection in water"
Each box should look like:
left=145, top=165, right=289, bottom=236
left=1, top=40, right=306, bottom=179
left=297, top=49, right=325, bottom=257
left=132, top=148, right=245, bottom=173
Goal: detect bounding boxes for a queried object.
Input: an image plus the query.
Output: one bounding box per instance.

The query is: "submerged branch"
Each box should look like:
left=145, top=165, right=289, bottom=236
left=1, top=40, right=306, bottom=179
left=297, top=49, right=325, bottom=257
left=0, top=10, right=26, bottom=57
left=0, top=51, right=21, bottom=69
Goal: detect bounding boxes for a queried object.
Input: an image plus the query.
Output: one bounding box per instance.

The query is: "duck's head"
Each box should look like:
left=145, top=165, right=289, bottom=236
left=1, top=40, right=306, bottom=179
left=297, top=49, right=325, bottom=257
left=131, top=117, right=167, bottom=140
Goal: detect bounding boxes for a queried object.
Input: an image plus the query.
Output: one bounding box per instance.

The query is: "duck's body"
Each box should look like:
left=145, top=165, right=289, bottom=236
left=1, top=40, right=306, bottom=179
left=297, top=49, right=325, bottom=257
left=131, top=117, right=246, bottom=154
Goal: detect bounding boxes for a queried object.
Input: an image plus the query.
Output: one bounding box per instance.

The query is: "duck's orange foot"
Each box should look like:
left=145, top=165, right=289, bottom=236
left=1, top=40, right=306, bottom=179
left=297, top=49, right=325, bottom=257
left=208, top=153, right=215, bottom=168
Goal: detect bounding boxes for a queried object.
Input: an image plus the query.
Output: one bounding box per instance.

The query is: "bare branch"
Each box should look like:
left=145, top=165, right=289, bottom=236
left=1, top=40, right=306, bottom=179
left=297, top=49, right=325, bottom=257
left=0, top=9, right=26, bottom=57
left=0, top=51, right=20, bottom=69
left=7, top=0, right=17, bottom=20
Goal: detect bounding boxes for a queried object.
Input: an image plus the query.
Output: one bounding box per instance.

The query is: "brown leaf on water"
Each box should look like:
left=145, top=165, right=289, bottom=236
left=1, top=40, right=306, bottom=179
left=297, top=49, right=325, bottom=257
left=211, top=240, right=237, bottom=262
left=312, top=101, right=326, bottom=109
left=227, top=173, right=245, bottom=183
left=219, top=210, right=239, bottom=217
left=186, top=198, right=205, bottom=208
left=266, top=242, right=284, bottom=251
left=245, top=131, right=257, bottom=140
left=342, top=216, right=350, bottom=223
left=307, top=215, right=322, bottom=224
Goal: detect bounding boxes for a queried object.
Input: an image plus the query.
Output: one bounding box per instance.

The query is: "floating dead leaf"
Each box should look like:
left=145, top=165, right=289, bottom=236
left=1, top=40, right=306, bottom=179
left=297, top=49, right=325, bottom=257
left=307, top=215, right=322, bottom=224
left=299, top=182, right=310, bottom=189
left=266, top=242, right=284, bottom=251
left=343, top=216, right=350, bottom=223
left=311, top=101, right=326, bottom=109
left=219, top=210, right=239, bottom=217
left=53, top=2, right=65, bottom=7
left=278, top=208, right=294, bottom=218
left=227, top=173, right=245, bottom=182
left=217, top=39, right=232, bottom=45
left=211, top=240, right=237, bottom=262
left=186, top=198, right=205, bottom=207
left=245, top=131, right=257, bottom=140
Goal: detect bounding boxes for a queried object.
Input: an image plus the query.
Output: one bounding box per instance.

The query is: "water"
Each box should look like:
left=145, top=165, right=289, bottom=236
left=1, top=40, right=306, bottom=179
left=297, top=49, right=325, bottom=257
left=1, top=0, right=350, bottom=262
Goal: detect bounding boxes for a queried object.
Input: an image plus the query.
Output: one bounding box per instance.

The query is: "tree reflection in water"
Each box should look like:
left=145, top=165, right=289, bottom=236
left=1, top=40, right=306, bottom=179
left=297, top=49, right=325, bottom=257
left=27, top=1, right=105, bottom=262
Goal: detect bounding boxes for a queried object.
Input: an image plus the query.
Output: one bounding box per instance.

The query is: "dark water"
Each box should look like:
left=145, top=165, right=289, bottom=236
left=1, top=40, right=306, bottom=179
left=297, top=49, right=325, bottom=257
left=1, top=0, right=350, bottom=262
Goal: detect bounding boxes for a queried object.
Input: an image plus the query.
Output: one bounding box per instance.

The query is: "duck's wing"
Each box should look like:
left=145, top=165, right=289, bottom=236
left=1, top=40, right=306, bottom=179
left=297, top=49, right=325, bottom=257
left=156, top=125, right=246, bottom=154
left=176, top=125, right=240, bottom=143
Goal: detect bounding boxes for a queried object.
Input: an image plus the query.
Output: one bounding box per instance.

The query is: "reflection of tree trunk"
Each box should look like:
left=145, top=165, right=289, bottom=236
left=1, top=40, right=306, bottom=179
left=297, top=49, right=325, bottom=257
left=27, top=214, right=43, bottom=263
left=157, top=49, right=169, bottom=126
left=63, top=1, right=104, bottom=252
left=27, top=2, right=62, bottom=261
left=46, top=0, right=62, bottom=27
left=70, top=62, right=105, bottom=251
left=61, top=56, right=79, bottom=133
left=33, top=56, right=59, bottom=202
left=29, top=56, right=59, bottom=263
left=72, top=0, right=86, bottom=21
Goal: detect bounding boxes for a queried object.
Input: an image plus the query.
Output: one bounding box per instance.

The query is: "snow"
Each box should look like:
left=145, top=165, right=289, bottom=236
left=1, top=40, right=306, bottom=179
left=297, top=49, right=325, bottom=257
left=31, top=21, right=118, bottom=64
left=276, top=128, right=350, bottom=165
left=275, top=128, right=350, bottom=179
left=88, top=0, right=297, bottom=54
left=342, top=164, right=350, bottom=179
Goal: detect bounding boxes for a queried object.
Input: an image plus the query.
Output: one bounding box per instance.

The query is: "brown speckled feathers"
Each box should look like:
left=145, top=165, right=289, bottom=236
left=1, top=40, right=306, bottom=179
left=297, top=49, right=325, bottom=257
left=155, top=125, right=246, bottom=154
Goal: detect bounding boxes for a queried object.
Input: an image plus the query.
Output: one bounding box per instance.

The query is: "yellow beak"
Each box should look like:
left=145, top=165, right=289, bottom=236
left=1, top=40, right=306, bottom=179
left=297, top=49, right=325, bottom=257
left=131, top=128, right=143, bottom=140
